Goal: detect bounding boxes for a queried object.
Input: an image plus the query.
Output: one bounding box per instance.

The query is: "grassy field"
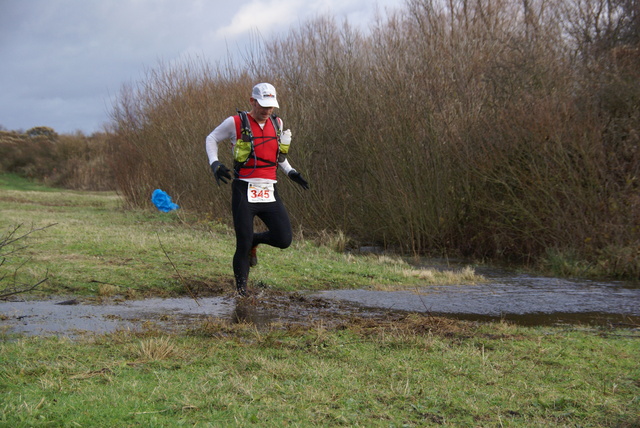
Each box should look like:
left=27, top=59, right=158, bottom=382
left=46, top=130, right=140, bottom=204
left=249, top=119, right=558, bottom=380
left=1, top=175, right=639, bottom=427
left=0, top=174, right=478, bottom=298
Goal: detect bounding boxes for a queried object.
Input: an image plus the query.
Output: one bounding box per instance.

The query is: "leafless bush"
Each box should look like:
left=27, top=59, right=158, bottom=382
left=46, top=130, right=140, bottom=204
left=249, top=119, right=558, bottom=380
left=107, top=0, right=640, bottom=277
left=108, top=58, right=249, bottom=213
left=0, top=224, right=52, bottom=299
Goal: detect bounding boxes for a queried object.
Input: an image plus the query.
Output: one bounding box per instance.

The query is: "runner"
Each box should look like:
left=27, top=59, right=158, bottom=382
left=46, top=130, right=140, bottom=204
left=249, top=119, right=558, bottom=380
left=205, top=83, right=309, bottom=296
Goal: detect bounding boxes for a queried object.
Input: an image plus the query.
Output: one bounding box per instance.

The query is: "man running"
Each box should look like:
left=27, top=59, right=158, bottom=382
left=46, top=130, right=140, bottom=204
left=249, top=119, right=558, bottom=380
left=205, top=83, right=309, bottom=296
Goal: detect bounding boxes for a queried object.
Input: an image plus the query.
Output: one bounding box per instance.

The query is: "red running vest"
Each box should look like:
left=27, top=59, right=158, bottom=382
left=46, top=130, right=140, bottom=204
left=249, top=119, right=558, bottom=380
left=233, top=113, right=279, bottom=180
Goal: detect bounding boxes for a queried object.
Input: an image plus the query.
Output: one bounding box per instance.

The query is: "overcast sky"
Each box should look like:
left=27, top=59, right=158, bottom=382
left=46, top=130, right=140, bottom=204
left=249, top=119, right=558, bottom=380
left=0, top=0, right=402, bottom=135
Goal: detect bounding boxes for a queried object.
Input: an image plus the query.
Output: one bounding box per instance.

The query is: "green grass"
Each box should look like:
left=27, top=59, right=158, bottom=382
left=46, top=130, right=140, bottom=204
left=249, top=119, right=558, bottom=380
left=0, top=173, right=57, bottom=192
left=1, top=175, right=639, bottom=427
left=1, top=320, right=638, bottom=426
left=0, top=175, right=482, bottom=297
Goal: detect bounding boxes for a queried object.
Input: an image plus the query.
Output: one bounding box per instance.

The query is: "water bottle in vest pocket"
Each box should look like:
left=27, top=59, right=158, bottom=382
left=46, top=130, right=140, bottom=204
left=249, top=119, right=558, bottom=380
left=233, top=135, right=252, bottom=163
left=279, top=129, right=292, bottom=154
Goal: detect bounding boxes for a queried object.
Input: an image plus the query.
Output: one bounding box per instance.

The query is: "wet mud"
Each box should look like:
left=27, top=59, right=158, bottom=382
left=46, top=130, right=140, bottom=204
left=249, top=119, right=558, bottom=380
left=1, top=266, right=639, bottom=337
left=0, top=290, right=393, bottom=337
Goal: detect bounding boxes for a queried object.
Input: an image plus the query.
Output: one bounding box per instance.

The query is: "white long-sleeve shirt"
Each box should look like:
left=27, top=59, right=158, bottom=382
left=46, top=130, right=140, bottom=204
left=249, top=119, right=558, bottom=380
left=205, top=115, right=294, bottom=184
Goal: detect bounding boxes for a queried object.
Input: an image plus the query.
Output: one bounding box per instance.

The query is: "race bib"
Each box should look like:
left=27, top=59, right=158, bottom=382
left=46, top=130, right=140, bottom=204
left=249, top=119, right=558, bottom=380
left=247, top=183, right=276, bottom=203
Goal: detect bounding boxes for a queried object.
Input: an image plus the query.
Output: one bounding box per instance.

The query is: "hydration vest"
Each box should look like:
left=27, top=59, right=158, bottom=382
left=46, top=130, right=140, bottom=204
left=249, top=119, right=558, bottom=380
left=233, top=110, right=282, bottom=180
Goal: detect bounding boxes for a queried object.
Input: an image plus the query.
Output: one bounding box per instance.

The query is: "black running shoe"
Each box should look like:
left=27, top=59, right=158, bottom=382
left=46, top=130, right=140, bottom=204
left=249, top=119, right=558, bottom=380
left=237, top=285, right=248, bottom=297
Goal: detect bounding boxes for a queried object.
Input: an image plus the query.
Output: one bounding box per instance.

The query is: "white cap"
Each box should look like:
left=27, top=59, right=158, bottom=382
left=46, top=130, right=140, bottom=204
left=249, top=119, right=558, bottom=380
left=251, top=83, right=279, bottom=108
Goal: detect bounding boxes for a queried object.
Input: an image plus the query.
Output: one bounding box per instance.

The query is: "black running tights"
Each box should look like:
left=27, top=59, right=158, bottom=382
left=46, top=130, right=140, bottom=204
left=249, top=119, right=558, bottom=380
left=231, top=180, right=292, bottom=290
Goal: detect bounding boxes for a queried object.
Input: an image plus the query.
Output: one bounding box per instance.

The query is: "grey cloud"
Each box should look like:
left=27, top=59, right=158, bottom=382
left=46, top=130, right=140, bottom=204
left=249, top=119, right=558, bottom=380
left=0, top=0, right=400, bottom=133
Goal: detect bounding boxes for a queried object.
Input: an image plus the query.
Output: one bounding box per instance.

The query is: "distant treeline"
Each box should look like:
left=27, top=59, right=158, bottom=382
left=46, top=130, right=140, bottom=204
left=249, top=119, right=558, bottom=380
left=0, top=126, right=114, bottom=191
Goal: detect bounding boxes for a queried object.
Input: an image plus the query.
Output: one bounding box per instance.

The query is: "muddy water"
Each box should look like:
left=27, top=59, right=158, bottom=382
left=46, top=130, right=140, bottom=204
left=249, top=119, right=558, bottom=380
left=0, top=292, right=385, bottom=337
left=0, top=297, right=236, bottom=337
left=314, top=264, right=640, bottom=326
left=1, top=266, right=639, bottom=337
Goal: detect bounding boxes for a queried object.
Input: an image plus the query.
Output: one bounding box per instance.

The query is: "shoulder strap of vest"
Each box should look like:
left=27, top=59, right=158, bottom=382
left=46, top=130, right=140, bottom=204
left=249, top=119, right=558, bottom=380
left=234, top=110, right=254, bottom=175
left=237, top=110, right=252, bottom=142
left=269, top=114, right=281, bottom=138
left=238, top=110, right=280, bottom=138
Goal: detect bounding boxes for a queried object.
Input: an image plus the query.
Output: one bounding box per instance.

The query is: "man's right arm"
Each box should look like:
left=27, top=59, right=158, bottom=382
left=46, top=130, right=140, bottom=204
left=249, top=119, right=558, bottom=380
left=205, top=116, right=236, bottom=165
left=206, top=116, right=236, bottom=185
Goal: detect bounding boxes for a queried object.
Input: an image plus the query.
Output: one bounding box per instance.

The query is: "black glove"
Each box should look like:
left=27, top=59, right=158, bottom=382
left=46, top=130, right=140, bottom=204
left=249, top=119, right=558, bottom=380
left=210, top=161, right=231, bottom=185
left=288, top=170, right=309, bottom=190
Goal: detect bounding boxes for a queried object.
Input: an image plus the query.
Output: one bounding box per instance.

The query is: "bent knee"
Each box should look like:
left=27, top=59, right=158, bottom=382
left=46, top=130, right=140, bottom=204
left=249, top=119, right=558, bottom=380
left=275, top=235, right=292, bottom=249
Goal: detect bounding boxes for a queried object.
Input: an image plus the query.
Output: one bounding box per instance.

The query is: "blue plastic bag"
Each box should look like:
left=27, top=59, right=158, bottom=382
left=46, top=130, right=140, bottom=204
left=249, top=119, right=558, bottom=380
left=151, top=189, right=180, bottom=212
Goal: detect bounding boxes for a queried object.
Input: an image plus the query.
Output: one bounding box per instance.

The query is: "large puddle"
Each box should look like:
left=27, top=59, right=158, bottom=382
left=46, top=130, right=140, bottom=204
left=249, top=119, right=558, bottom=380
left=315, top=264, right=640, bottom=326
left=0, top=296, right=236, bottom=337
left=0, top=291, right=391, bottom=337
left=1, top=265, right=639, bottom=337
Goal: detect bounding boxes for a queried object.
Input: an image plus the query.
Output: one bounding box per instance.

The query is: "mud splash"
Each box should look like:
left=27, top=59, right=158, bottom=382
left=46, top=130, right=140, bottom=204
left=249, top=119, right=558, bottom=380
left=0, top=291, right=389, bottom=337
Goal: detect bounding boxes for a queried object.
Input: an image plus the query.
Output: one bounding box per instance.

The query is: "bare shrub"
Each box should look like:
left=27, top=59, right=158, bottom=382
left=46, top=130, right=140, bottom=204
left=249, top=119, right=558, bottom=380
left=45, top=132, right=115, bottom=190
left=0, top=224, right=51, bottom=299
left=108, top=58, right=249, bottom=214
left=106, top=0, right=640, bottom=277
